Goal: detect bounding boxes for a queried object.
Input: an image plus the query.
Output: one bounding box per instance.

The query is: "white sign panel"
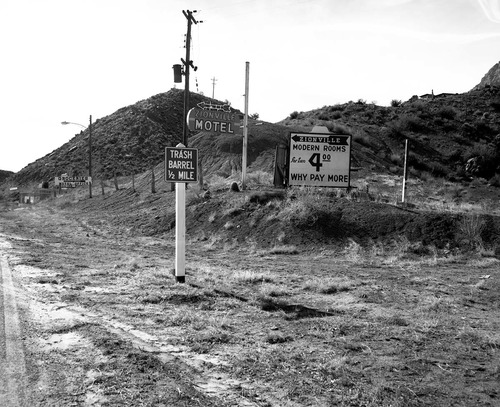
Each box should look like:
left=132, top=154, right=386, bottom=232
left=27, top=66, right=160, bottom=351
left=55, top=176, right=92, bottom=187
left=288, top=132, right=351, bottom=188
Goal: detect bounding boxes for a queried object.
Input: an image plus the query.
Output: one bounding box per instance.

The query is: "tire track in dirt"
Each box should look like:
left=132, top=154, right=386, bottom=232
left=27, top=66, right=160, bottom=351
left=44, top=302, right=264, bottom=407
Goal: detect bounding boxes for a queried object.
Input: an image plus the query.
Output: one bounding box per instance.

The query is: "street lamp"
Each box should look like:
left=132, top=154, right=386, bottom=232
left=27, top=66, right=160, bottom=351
left=61, top=115, right=93, bottom=198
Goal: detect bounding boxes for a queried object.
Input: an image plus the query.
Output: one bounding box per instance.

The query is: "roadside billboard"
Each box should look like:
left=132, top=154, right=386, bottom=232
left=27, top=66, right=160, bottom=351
left=288, top=132, right=351, bottom=188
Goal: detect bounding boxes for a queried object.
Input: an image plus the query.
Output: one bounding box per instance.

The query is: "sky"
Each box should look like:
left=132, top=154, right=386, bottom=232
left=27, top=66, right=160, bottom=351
left=1, top=0, right=500, bottom=173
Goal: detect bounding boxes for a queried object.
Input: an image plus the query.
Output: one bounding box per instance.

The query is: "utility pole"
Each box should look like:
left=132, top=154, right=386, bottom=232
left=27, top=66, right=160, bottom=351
left=242, top=62, right=249, bottom=190
left=211, top=76, right=217, bottom=98
left=181, top=10, right=200, bottom=147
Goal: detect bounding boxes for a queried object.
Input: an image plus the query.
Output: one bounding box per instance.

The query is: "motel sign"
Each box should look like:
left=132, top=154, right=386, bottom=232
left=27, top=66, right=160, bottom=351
left=187, top=107, right=242, bottom=135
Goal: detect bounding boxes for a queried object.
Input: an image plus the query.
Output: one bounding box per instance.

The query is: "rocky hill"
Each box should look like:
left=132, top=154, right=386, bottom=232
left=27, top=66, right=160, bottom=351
left=473, top=61, right=500, bottom=90
left=4, top=89, right=295, bottom=188
left=3, top=63, right=500, bottom=189
left=0, top=170, right=14, bottom=183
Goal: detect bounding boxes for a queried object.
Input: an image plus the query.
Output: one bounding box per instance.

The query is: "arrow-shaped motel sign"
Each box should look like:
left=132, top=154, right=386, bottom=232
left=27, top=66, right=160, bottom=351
left=290, top=134, right=349, bottom=145
left=197, top=102, right=232, bottom=112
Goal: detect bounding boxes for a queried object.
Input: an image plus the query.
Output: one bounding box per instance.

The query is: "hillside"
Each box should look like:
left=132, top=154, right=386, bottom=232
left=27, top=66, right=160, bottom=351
left=2, top=65, right=500, bottom=189
left=6, top=89, right=283, bottom=187
left=279, top=87, right=500, bottom=182
left=0, top=170, right=14, bottom=183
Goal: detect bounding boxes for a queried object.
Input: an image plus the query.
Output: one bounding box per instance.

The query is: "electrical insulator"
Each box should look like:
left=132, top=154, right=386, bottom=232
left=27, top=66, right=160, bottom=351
left=173, top=64, right=183, bottom=83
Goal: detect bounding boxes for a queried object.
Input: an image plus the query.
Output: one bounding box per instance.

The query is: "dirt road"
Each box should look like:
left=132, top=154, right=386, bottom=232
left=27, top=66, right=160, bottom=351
left=0, top=201, right=499, bottom=406
left=0, top=240, right=27, bottom=406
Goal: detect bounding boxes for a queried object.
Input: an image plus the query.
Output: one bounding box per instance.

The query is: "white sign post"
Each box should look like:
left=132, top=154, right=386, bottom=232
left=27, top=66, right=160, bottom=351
left=288, top=131, right=352, bottom=188
left=165, top=143, right=199, bottom=283
left=175, top=181, right=186, bottom=283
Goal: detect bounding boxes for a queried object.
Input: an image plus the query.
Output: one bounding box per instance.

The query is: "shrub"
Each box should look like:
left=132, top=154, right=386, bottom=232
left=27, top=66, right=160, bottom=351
left=429, top=162, right=448, bottom=178
left=391, top=114, right=428, bottom=133
left=490, top=98, right=500, bottom=112
left=437, top=106, right=457, bottom=120
left=329, top=104, right=344, bottom=112
left=327, top=122, right=351, bottom=134
left=391, top=99, right=402, bottom=107
left=489, top=174, right=500, bottom=187
left=458, top=214, right=485, bottom=250
left=389, top=153, right=402, bottom=165
left=352, top=131, right=371, bottom=147
left=278, top=189, right=341, bottom=234
left=289, top=111, right=299, bottom=119
left=246, top=171, right=272, bottom=186
left=330, top=111, right=342, bottom=120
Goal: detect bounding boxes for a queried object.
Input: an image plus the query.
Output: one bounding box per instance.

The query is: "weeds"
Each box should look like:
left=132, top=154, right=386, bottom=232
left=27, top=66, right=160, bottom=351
left=278, top=187, right=341, bottom=231
left=231, top=270, right=273, bottom=284
left=458, top=213, right=485, bottom=250
left=267, top=245, right=298, bottom=255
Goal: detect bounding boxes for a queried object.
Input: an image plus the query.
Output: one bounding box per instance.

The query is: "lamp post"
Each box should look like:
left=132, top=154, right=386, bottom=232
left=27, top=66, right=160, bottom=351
left=61, top=115, right=93, bottom=198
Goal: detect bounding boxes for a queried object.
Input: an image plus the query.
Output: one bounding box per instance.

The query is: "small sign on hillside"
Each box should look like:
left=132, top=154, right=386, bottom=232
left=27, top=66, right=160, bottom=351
left=55, top=176, right=92, bottom=188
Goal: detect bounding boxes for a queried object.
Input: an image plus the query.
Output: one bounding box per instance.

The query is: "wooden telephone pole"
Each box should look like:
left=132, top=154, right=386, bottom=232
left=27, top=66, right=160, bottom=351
left=181, top=10, right=200, bottom=147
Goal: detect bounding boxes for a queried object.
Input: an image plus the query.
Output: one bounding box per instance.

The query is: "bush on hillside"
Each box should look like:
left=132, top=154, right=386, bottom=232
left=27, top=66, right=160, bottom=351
left=391, top=99, right=402, bottom=107
left=278, top=189, right=341, bottom=234
left=490, top=98, right=500, bottom=112
left=437, top=106, right=457, bottom=120
left=489, top=174, right=500, bottom=187
left=326, top=122, right=351, bottom=134
left=328, top=104, right=344, bottom=112
left=391, top=114, right=428, bottom=134
left=429, top=162, right=448, bottom=178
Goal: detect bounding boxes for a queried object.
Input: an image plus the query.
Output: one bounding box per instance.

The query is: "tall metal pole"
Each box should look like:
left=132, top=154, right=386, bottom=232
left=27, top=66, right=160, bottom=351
left=242, top=62, right=249, bottom=190
left=88, top=115, right=92, bottom=198
left=402, top=139, right=409, bottom=204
